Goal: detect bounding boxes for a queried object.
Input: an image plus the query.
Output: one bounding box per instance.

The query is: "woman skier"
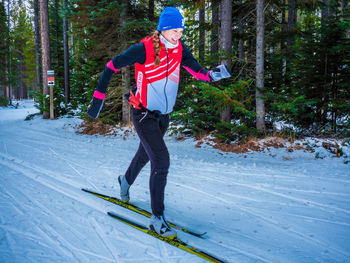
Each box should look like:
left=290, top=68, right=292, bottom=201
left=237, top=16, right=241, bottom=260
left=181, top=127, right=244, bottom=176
left=87, top=7, right=231, bottom=239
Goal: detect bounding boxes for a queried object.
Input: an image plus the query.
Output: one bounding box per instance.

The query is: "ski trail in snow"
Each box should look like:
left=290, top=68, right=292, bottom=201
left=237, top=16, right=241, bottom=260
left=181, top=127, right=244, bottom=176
left=0, top=154, right=197, bottom=262
left=272, top=210, right=350, bottom=227
left=233, top=169, right=350, bottom=184
left=35, top=212, right=117, bottom=262
left=89, top=217, right=120, bottom=262
left=4, top=232, right=16, bottom=260
left=2, top=141, right=8, bottom=155
left=49, top=147, right=84, bottom=176
left=223, top=192, right=350, bottom=227
left=0, top=155, right=104, bottom=215
left=19, top=125, right=70, bottom=140
left=0, top=183, right=26, bottom=216
left=0, top=152, right=83, bottom=189
left=174, top=172, right=350, bottom=215
left=172, top=180, right=350, bottom=259
left=47, top=146, right=88, bottom=171
left=1, top=102, right=349, bottom=263
left=0, top=161, right=120, bottom=262
left=238, top=205, right=349, bottom=257
left=40, top=222, right=118, bottom=263
left=157, top=241, right=171, bottom=263
left=271, top=185, right=350, bottom=198
left=46, top=147, right=100, bottom=189
left=0, top=135, right=108, bottom=191
left=168, top=185, right=274, bottom=262
left=230, top=180, right=350, bottom=215
left=1, top=137, right=88, bottom=172
left=38, top=223, right=85, bottom=263
left=0, top=224, right=47, bottom=248
left=9, top=182, right=87, bottom=241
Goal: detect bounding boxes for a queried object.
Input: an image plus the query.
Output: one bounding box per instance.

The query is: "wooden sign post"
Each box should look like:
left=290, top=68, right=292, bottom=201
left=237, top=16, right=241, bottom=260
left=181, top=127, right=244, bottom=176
left=47, top=70, right=55, bottom=120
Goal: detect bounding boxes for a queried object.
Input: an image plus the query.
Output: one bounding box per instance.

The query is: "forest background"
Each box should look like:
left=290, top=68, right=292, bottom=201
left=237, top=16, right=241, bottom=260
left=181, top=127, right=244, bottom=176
left=0, top=0, right=349, bottom=143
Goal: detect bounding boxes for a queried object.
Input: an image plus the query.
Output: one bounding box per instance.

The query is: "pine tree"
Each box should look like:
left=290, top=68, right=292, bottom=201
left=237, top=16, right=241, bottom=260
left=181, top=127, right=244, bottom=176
left=63, top=0, right=70, bottom=103
left=198, top=0, right=205, bottom=64
left=69, top=0, right=155, bottom=123
left=0, top=1, right=9, bottom=100
left=34, top=0, right=41, bottom=95
left=40, top=0, right=51, bottom=119
left=219, top=0, right=232, bottom=123
left=256, top=0, right=265, bottom=132
left=9, top=1, right=35, bottom=99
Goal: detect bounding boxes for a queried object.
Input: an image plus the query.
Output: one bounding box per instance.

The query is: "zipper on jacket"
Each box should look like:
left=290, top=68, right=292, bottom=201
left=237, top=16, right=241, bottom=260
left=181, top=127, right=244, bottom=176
left=164, top=48, right=169, bottom=113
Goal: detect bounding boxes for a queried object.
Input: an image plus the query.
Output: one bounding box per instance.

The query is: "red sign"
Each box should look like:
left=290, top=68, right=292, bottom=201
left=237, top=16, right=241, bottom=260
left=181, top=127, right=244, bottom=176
left=47, top=70, right=55, bottom=86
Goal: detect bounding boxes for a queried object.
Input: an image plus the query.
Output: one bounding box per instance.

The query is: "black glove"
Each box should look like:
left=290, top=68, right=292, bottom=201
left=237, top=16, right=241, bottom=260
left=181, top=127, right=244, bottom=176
left=209, top=65, right=231, bottom=82
left=87, top=97, right=104, bottom=119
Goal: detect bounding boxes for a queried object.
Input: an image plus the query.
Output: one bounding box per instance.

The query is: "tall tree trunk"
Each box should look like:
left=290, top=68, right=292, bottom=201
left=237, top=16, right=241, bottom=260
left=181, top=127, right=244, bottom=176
left=70, top=22, right=74, bottom=55
left=287, top=0, right=296, bottom=49
left=341, top=0, right=350, bottom=38
left=34, top=0, right=41, bottom=94
left=286, top=0, right=296, bottom=87
left=321, top=0, right=329, bottom=22
left=199, top=1, right=205, bottom=63
left=63, top=0, right=70, bottom=103
left=219, top=0, right=232, bottom=123
left=281, top=0, right=287, bottom=84
left=148, top=0, right=154, bottom=21
left=122, top=67, right=131, bottom=124
left=7, top=0, right=12, bottom=105
left=19, top=57, right=23, bottom=99
left=237, top=0, right=244, bottom=62
left=220, top=0, right=232, bottom=69
left=121, top=0, right=131, bottom=124
left=0, top=1, right=7, bottom=97
left=54, top=0, right=59, bottom=69
left=321, top=0, right=330, bottom=124
left=341, top=0, right=348, bottom=15
left=40, top=0, right=51, bottom=119
left=211, top=0, right=219, bottom=55
left=256, top=0, right=265, bottom=132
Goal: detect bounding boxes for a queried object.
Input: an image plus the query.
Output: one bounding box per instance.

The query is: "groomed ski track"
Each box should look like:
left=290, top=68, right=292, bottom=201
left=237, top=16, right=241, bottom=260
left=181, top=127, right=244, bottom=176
left=0, top=100, right=349, bottom=263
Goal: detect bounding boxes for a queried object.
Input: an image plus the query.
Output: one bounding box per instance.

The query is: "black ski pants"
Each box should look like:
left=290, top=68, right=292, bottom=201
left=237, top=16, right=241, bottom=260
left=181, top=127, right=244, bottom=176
left=124, top=108, right=170, bottom=217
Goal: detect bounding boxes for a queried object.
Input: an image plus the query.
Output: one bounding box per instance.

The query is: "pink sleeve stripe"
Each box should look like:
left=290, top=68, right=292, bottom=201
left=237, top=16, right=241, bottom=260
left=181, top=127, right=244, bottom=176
left=93, top=90, right=106, bottom=100
left=107, top=60, right=120, bottom=73
left=183, top=66, right=210, bottom=82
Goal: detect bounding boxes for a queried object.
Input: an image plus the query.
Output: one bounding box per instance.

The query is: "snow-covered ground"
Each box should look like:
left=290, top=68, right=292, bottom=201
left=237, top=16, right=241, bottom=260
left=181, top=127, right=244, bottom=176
left=0, top=100, right=349, bottom=263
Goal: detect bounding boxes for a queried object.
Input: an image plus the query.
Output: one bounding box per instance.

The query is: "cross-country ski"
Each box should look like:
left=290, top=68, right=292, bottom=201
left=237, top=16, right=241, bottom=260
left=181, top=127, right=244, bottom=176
left=82, top=188, right=207, bottom=238
left=107, top=211, right=224, bottom=263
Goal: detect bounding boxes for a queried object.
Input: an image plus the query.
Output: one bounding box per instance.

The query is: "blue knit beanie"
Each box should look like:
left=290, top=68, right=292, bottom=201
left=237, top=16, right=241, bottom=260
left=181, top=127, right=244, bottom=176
left=157, top=7, right=185, bottom=31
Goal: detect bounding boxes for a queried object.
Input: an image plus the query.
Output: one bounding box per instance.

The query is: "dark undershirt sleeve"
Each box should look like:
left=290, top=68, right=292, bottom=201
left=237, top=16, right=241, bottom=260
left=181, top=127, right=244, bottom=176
left=111, top=43, right=146, bottom=68
left=96, top=43, right=146, bottom=94
left=181, top=44, right=211, bottom=82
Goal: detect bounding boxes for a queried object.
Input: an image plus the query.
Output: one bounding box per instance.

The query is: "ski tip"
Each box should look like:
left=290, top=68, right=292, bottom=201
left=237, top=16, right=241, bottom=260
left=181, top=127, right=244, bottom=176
left=107, top=211, right=120, bottom=220
left=189, top=231, right=207, bottom=238
left=198, top=232, right=207, bottom=238
left=173, top=226, right=206, bottom=238
left=81, top=188, right=112, bottom=199
left=82, top=188, right=97, bottom=195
